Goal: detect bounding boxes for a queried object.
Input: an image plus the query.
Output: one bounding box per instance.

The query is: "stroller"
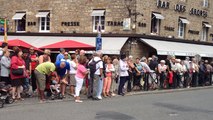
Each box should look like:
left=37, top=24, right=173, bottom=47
left=50, top=80, right=63, bottom=100
left=0, top=82, right=14, bottom=108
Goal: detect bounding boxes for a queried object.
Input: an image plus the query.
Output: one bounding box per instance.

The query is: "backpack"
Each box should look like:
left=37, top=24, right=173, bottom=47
left=88, top=59, right=101, bottom=79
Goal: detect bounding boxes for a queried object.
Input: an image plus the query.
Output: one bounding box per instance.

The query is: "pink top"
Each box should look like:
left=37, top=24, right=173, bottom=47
left=76, top=64, right=87, bottom=79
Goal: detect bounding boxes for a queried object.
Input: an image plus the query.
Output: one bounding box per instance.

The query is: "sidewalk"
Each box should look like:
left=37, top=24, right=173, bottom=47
left=5, top=85, right=213, bottom=107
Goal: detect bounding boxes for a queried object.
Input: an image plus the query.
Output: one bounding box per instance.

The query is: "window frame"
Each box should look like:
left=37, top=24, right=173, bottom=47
left=178, top=19, right=185, bottom=38
left=201, top=25, right=208, bottom=41
left=203, top=0, right=209, bottom=8
left=39, top=13, right=50, bottom=33
left=92, top=15, right=105, bottom=33
left=151, top=14, right=160, bottom=35
left=15, top=15, right=26, bottom=33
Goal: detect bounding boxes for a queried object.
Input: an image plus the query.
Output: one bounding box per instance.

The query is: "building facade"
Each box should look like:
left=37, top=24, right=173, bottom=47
left=1, top=0, right=213, bottom=59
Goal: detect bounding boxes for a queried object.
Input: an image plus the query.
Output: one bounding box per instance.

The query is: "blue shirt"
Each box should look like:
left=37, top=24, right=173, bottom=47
left=55, top=61, right=70, bottom=78
left=56, top=53, right=64, bottom=63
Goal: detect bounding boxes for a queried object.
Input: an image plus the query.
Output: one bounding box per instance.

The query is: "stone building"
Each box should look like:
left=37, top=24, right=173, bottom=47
left=0, top=0, right=213, bottom=60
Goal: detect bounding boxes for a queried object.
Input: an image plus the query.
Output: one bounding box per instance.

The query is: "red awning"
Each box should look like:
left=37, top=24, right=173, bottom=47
left=0, top=39, right=43, bottom=52
left=39, top=40, right=95, bottom=50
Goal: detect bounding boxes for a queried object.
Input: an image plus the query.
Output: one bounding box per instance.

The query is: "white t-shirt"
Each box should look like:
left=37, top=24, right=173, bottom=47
left=89, top=57, right=103, bottom=75
left=69, top=60, right=77, bottom=74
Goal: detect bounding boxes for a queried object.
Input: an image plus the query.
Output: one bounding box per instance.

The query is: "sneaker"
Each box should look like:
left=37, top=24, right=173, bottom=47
left=75, top=100, right=83, bottom=103
left=97, top=96, right=102, bottom=100
left=111, top=93, right=116, bottom=97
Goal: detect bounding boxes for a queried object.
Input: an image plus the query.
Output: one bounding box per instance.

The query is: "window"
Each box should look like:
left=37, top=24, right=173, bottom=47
left=201, top=23, right=211, bottom=41
left=12, top=13, right=26, bottom=32
left=15, top=15, right=26, bottom=32
left=203, top=0, right=208, bottom=7
left=178, top=19, right=185, bottom=38
left=93, top=16, right=105, bottom=32
left=151, top=13, right=164, bottom=35
left=201, top=27, right=208, bottom=41
left=39, top=14, right=50, bottom=32
left=178, top=18, right=189, bottom=38
left=91, top=10, right=105, bottom=32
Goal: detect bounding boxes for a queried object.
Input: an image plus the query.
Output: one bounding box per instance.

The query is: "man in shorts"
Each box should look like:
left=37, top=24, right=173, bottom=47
left=34, top=62, right=56, bottom=103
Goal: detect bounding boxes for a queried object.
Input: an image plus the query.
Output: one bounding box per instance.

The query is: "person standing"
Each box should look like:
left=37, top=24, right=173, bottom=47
left=0, top=50, right=11, bottom=85
left=133, top=58, right=143, bottom=91
left=175, top=59, right=183, bottom=88
left=103, top=57, right=115, bottom=97
left=55, top=48, right=65, bottom=63
left=127, top=56, right=135, bottom=92
left=22, top=49, right=31, bottom=93
left=55, top=60, right=70, bottom=98
left=110, top=58, right=119, bottom=96
left=29, top=47, right=38, bottom=93
left=38, top=49, right=51, bottom=64
left=68, top=54, right=78, bottom=96
left=10, top=48, right=26, bottom=101
left=88, top=51, right=103, bottom=100
left=75, top=56, right=88, bottom=103
left=34, top=62, right=56, bottom=103
left=158, top=60, right=167, bottom=89
left=0, top=42, right=8, bottom=80
left=118, top=54, right=129, bottom=96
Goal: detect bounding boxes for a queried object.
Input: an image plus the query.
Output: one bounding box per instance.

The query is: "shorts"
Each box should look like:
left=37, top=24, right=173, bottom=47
left=34, top=70, right=46, bottom=91
left=69, top=74, right=76, bottom=86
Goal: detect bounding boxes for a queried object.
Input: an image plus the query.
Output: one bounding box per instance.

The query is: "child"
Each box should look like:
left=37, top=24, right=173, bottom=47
left=50, top=74, right=60, bottom=94
left=75, top=56, right=89, bottom=103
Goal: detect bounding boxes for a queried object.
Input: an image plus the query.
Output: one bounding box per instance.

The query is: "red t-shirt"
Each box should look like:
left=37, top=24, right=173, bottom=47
left=30, top=54, right=38, bottom=70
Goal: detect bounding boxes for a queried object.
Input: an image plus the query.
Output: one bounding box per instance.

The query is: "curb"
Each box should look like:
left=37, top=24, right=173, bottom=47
left=3, top=86, right=213, bottom=108
left=125, top=85, right=213, bottom=96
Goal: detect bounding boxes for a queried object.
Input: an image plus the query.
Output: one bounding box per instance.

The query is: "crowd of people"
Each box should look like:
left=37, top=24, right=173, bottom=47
left=0, top=42, right=213, bottom=104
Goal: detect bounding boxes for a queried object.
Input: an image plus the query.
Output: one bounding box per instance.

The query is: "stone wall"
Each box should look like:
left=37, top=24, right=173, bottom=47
left=0, top=0, right=213, bottom=42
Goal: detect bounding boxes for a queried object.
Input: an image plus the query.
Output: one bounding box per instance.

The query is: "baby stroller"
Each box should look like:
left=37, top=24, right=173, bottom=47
left=0, top=82, right=14, bottom=108
left=50, top=80, right=63, bottom=100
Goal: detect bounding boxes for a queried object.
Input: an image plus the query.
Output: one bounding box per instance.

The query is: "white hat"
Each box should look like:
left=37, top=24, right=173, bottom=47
left=160, top=60, right=165, bottom=63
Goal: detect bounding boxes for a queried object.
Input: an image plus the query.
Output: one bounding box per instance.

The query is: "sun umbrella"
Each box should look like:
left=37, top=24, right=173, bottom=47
left=0, top=39, right=43, bottom=52
left=39, top=40, right=95, bottom=50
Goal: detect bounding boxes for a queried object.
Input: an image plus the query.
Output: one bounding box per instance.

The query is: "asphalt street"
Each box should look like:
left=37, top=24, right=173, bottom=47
left=0, top=88, right=213, bottom=120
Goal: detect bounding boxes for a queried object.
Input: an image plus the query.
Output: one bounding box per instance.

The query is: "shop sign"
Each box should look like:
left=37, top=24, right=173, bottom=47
left=61, top=22, right=80, bottom=26
left=138, top=22, right=146, bottom=27
left=174, top=4, right=186, bottom=13
left=189, top=8, right=208, bottom=18
left=188, top=30, right=199, bottom=35
left=107, top=21, right=123, bottom=26
left=27, top=22, right=36, bottom=26
left=164, top=26, right=175, bottom=31
left=157, top=0, right=170, bottom=9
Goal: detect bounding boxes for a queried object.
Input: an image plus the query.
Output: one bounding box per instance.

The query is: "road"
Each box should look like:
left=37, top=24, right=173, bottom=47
left=0, top=88, right=213, bottom=120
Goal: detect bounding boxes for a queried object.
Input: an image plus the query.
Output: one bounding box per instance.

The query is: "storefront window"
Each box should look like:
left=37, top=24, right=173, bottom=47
left=39, top=14, right=50, bottom=32
left=15, top=15, right=26, bottom=32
